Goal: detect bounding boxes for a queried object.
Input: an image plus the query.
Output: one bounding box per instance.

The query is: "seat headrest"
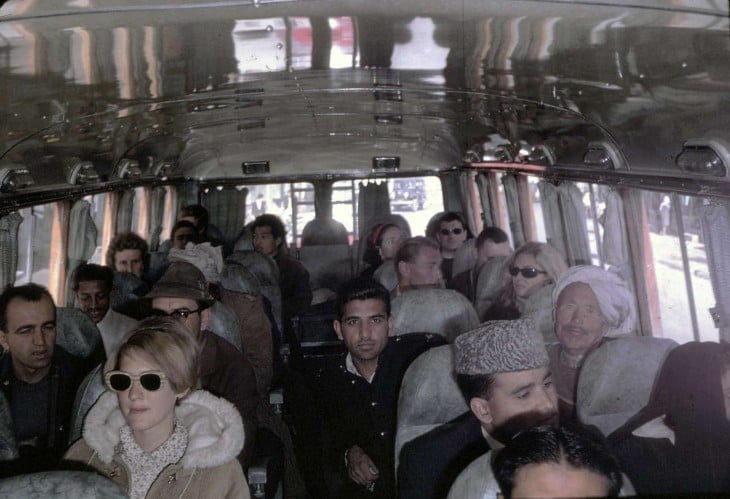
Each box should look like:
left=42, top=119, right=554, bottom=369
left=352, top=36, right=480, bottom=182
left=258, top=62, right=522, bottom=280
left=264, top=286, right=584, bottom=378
left=56, top=307, right=103, bottom=359
left=391, top=288, right=480, bottom=341
left=219, top=261, right=261, bottom=295
left=577, top=336, right=677, bottom=436
left=0, top=470, right=128, bottom=498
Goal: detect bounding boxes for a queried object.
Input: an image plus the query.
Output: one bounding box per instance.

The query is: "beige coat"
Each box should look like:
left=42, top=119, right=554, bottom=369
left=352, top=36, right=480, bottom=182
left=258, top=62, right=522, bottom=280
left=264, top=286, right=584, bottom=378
left=64, top=390, right=250, bottom=499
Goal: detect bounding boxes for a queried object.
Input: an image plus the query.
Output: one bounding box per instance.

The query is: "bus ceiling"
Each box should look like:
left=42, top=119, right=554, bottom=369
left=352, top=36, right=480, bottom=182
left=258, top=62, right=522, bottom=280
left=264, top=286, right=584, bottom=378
left=0, top=1, right=728, bottom=200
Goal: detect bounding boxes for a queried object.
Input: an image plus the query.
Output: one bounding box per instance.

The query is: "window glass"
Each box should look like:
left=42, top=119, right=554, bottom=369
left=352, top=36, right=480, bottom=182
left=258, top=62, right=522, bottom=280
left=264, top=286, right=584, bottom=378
left=389, top=176, right=443, bottom=236
left=646, top=192, right=717, bottom=343
left=15, top=203, right=53, bottom=287
left=576, top=182, right=608, bottom=266
left=130, top=186, right=146, bottom=236
left=331, top=180, right=358, bottom=240
left=527, top=175, right=546, bottom=243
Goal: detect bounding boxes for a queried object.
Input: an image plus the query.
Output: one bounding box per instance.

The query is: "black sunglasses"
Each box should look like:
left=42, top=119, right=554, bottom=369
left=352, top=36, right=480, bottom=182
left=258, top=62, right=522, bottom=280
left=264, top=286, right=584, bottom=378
left=105, top=370, right=168, bottom=392
left=150, top=308, right=202, bottom=320
left=508, top=266, right=547, bottom=279
left=439, top=227, right=464, bottom=236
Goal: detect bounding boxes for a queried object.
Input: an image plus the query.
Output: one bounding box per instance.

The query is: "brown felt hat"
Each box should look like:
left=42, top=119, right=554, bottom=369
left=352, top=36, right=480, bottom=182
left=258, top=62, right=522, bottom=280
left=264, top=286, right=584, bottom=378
left=144, top=261, right=215, bottom=309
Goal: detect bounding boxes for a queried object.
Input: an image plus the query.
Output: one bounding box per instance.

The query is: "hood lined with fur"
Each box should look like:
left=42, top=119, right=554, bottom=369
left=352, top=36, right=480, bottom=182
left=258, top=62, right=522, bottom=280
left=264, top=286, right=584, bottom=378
left=82, top=389, right=244, bottom=469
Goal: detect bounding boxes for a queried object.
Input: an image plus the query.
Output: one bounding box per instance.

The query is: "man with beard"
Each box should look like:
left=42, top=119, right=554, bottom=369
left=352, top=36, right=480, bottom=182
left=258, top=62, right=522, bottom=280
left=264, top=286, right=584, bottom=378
left=398, top=318, right=558, bottom=499
left=313, top=277, right=445, bottom=498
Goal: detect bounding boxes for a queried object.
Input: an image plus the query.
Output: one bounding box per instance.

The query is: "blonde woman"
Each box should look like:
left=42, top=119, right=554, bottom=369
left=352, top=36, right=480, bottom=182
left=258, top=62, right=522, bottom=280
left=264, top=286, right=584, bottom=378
left=63, top=317, right=249, bottom=499
left=483, top=242, right=568, bottom=342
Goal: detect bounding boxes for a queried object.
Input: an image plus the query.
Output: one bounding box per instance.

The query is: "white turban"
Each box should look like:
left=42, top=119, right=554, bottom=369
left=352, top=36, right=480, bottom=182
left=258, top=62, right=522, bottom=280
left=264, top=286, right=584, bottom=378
left=168, top=242, right=223, bottom=283
left=552, top=265, right=637, bottom=336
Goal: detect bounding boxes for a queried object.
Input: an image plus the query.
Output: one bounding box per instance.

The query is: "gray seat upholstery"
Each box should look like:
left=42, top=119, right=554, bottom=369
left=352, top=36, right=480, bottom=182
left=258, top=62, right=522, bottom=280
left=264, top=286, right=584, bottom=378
left=0, top=390, right=18, bottom=461
left=301, top=217, right=349, bottom=246
left=298, top=244, right=352, bottom=292
left=395, top=345, right=467, bottom=469
left=474, top=255, right=508, bottom=320
left=391, top=288, right=480, bottom=342
left=207, top=300, right=243, bottom=352
left=226, top=250, right=282, bottom=334
left=451, top=238, right=476, bottom=278
left=55, top=308, right=103, bottom=360
left=69, top=364, right=104, bottom=445
left=577, top=336, right=677, bottom=436
left=0, top=471, right=126, bottom=498
left=373, top=261, right=398, bottom=292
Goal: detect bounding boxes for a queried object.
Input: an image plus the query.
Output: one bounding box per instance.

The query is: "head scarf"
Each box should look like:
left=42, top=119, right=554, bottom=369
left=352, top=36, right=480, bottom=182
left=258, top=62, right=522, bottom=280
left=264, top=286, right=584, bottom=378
left=552, top=265, right=636, bottom=336
left=168, top=242, right=223, bottom=284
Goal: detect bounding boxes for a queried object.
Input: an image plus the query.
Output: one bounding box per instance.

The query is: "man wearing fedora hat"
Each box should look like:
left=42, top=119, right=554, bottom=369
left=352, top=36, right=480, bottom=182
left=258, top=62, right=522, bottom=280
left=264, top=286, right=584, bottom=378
left=399, top=318, right=559, bottom=499
left=145, top=261, right=260, bottom=467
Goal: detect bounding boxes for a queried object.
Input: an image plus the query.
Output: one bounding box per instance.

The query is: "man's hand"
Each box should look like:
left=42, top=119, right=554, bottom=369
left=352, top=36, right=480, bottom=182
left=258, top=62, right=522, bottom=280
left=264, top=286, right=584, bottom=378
left=346, top=445, right=380, bottom=488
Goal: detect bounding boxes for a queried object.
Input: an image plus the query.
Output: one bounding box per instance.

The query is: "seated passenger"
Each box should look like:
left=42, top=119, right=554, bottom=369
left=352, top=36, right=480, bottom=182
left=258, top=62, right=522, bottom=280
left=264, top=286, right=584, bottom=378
left=250, top=214, right=312, bottom=333
left=178, top=204, right=224, bottom=248
left=169, top=220, right=200, bottom=250
left=483, top=241, right=567, bottom=342
left=314, top=277, right=444, bottom=498
left=398, top=318, right=558, bottom=499
left=362, top=223, right=403, bottom=276
left=608, top=341, right=730, bottom=495
left=393, top=236, right=443, bottom=297
left=434, top=212, right=472, bottom=284
left=0, top=284, right=90, bottom=477
left=143, top=261, right=260, bottom=468
left=493, top=425, right=623, bottom=499
left=63, top=317, right=250, bottom=498
left=106, top=232, right=149, bottom=281
left=449, top=226, right=510, bottom=303
left=549, top=265, right=637, bottom=420
left=71, top=263, right=138, bottom=355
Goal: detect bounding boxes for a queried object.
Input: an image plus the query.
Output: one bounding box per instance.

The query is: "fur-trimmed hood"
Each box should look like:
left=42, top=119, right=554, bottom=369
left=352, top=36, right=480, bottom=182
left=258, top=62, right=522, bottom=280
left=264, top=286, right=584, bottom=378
left=82, top=389, right=244, bottom=469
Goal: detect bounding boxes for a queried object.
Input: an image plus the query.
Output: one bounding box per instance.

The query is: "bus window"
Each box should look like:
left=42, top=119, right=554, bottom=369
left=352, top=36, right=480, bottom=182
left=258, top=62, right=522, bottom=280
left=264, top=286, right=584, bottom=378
left=647, top=192, right=717, bottom=344
left=576, top=182, right=607, bottom=267
left=15, top=203, right=54, bottom=288
left=242, top=182, right=313, bottom=247
left=389, top=176, right=443, bottom=236
left=130, top=186, right=149, bottom=238
left=331, top=180, right=358, bottom=241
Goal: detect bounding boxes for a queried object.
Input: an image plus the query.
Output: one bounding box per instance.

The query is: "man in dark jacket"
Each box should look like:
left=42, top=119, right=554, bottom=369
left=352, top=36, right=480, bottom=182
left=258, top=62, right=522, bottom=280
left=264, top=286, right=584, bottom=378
left=398, top=318, right=558, bottom=499
left=314, top=277, right=445, bottom=498
left=0, top=283, right=89, bottom=477
left=144, top=261, right=260, bottom=468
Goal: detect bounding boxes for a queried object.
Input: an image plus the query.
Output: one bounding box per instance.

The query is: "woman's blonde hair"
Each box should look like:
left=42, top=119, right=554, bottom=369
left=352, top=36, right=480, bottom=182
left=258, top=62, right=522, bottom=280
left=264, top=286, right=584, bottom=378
left=496, top=241, right=568, bottom=308
left=104, top=316, right=200, bottom=393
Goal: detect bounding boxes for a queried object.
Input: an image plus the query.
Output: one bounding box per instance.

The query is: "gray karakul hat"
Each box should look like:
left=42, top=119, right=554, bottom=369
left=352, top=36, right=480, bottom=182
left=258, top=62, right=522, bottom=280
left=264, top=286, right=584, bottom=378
left=144, top=261, right=215, bottom=309
left=454, top=318, right=548, bottom=375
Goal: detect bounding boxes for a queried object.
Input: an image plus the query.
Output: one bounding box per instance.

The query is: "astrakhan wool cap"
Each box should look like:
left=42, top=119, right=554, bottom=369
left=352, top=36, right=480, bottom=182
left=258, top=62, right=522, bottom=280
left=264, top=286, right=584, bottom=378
left=454, top=318, right=549, bottom=375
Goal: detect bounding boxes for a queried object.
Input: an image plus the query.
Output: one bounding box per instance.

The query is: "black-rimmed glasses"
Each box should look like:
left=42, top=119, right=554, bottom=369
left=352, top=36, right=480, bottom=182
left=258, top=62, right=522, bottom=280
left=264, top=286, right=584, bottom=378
left=150, top=308, right=202, bottom=320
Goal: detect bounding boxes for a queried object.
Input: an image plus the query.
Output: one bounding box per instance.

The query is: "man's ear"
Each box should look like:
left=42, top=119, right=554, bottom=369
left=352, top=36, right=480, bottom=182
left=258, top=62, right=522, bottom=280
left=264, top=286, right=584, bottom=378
left=333, top=320, right=343, bottom=341
left=387, top=315, right=394, bottom=336
left=397, top=260, right=410, bottom=280
left=0, top=330, right=9, bottom=351
left=470, top=396, right=494, bottom=428
left=200, top=308, right=211, bottom=332
left=274, top=236, right=283, bottom=249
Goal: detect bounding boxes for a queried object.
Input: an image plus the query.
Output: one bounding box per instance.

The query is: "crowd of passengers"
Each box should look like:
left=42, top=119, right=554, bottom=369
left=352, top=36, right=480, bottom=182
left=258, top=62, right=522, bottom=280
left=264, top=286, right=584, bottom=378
left=0, top=206, right=728, bottom=498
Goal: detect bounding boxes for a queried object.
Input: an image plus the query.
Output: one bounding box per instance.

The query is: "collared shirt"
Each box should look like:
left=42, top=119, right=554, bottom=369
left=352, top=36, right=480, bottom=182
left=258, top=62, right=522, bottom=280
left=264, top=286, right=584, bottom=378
left=345, top=353, right=376, bottom=383
left=97, top=308, right=138, bottom=355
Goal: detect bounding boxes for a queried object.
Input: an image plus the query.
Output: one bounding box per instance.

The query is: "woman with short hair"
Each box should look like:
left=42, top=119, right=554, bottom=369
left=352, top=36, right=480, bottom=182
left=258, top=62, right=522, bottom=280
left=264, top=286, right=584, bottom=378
left=63, top=317, right=249, bottom=499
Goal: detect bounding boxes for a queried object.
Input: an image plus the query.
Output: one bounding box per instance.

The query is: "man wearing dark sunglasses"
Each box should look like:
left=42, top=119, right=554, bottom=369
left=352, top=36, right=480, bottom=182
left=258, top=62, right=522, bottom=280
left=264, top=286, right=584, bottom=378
left=435, top=212, right=470, bottom=284
left=144, top=261, right=260, bottom=468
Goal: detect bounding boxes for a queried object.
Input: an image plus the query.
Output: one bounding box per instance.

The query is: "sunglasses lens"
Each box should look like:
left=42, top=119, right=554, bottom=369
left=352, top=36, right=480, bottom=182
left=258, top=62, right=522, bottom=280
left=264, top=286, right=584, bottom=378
left=508, top=267, right=520, bottom=276
left=452, top=228, right=463, bottom=235
left=108, top=373, right=131, bottom=391
left=522, top=268, right=539, bottom=278
left=140, top=373, right=163, bottom=391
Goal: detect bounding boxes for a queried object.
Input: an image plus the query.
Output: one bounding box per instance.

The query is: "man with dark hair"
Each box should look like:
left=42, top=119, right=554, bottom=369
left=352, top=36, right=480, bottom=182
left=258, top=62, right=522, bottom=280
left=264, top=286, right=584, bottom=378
left=178, top=204, right=224, bottom=247
left=398, top=319, right=558, bottom=499
left=144, top=261, right=259, bottom=468
left=0, top=284, right=89, bottom=476
left=493, top=425, right=623, bottom=499
left=449, top=226, right=511, bottom=302
left=71, top=263, right=137, bottom=354
left=250, top=214, right=312, bottom=332
left=170, top=219, right=200, bottom=249
left=394, top=236, right=443, bottom=295
left=435, top=212, right=470, bottom=283
left=105, top=232, right=149, bottom=279
left=314, top=277, right=444, bottom=498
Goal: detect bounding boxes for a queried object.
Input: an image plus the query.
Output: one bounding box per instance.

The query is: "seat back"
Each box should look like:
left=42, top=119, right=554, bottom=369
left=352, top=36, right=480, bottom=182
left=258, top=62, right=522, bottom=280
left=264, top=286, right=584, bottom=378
left=55, top=308, right=103, bottom=360
left=298, top=244, right=353, bottom=292
left=300, top=217, right=349, bottom=246
left=451, top=238, right=476, bottom=278
left=226, top=250, right=282, bottom=333
left=69, top=364, right=104, bottom=445
left=373, top=261, right=398, bottom=292
left=207, top=300, right=243, bottom=352
left=0, top=471, right=127, bottom=498
left=391, top=288, right=480, bottom=342
left=0, top=390, right=18, bottom=461
left=395, top=345, right=468, bottom=468
left=577, top=336, right=677, bottom=436
left=474, top=255, right=508, bottom=320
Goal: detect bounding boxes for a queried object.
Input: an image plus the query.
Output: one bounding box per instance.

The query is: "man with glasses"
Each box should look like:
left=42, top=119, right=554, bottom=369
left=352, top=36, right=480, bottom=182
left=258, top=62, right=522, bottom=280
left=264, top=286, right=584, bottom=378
left=144, top=261, right=259, bottom=467
left=435, top=212, right=470, bottom=284
left=0, top=284, right=90, bottom=477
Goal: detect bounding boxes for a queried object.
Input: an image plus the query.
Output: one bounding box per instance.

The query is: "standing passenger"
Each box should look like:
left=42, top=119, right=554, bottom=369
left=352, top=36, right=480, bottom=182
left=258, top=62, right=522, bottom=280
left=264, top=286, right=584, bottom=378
left=63, top=317, right=250, bottom=498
